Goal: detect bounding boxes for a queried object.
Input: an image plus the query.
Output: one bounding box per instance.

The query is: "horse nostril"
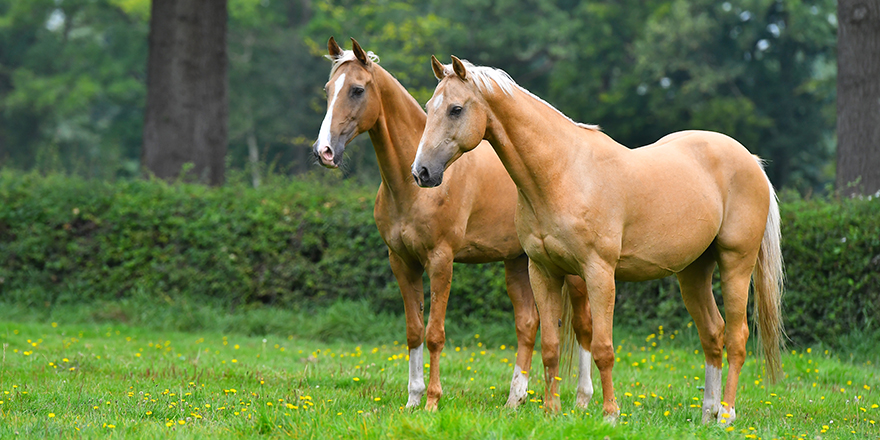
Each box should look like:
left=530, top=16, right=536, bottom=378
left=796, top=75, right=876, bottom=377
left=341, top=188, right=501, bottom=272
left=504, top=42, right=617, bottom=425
left=418, top=166, right=431, bottom=184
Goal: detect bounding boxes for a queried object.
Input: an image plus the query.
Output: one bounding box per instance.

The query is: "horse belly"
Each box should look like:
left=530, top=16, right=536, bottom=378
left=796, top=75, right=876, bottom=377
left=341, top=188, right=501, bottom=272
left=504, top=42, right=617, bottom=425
left=616, top=221, right=719, bottom=281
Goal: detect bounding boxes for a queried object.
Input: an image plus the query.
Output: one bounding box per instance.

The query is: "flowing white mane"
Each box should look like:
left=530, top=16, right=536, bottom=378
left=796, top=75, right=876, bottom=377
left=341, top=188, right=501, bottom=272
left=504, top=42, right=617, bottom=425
left=326, top=50, right=380, bottom=79
left=446, top=60, right=600, bottom=131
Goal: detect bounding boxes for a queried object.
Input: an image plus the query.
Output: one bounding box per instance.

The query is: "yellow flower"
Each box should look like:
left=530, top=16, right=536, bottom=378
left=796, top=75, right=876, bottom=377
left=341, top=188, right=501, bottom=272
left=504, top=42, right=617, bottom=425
left=48, top=413, right=55, bottom=418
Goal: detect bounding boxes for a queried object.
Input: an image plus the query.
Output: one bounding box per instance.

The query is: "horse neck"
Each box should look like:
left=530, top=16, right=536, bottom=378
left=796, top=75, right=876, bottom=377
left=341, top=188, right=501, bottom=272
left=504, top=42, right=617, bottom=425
left=366, top=66, right=426, bottom=197
left=483, top=87, right=625, bottom=202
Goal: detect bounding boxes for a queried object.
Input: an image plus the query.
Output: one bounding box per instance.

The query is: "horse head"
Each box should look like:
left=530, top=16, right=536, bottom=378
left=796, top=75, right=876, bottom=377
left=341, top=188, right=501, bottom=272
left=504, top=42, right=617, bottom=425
left=313, top=37, right=382, bottom=168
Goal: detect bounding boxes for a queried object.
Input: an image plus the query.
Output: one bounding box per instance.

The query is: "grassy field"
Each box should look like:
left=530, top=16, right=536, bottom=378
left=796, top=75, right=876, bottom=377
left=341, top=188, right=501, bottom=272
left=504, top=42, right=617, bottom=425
left=0, top=317, right=877, bottom=439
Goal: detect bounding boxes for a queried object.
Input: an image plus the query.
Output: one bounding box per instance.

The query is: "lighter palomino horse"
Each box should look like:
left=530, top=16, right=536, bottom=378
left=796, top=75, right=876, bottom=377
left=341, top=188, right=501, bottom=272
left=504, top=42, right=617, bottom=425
left=312, top=38, right=590, bottom=410
left=413, top=56, right=784, bottom=424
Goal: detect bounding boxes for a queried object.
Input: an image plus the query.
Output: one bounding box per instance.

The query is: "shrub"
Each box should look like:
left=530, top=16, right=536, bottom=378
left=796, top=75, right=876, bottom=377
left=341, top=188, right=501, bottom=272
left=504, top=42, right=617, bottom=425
left=1, top=170, right=877, bottom=348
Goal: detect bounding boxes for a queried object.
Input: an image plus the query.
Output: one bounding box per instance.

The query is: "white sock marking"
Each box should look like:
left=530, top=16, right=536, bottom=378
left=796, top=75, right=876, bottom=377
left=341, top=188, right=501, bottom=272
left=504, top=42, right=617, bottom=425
left=406, top=344, right=426, bottom=408
left=576, top=348, right=594, bottom=409
left=506, top=364, right=529, bottom=407
left=702, top=364, right=723, bottom=423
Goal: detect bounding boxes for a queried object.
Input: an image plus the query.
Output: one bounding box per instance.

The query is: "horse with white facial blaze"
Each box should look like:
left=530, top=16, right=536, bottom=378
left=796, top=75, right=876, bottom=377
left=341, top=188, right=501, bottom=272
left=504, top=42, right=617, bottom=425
left=413, top=55, right=784, bottom=424
left=312, top=38, right=592, bottom=411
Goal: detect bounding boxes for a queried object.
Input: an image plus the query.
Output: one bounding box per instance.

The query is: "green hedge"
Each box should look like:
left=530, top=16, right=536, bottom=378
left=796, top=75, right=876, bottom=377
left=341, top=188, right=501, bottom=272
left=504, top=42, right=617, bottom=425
left=1, top=170, right=878, bottom=347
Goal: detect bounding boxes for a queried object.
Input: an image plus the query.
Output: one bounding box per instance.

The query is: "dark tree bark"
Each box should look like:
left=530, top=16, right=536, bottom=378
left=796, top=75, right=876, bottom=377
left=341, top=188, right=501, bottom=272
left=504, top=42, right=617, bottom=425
left=142, top=0, right=228, bottom=186
left=837, top=0, right=880, bottom=196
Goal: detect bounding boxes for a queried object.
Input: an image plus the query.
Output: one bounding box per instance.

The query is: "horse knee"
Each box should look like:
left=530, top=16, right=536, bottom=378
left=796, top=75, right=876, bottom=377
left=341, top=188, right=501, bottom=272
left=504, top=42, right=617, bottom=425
left=541, top=341, right=561, bottom=367
left=701, top=326, right=725, bottom=361
left=425, top=329, right=446, bottom=353
left=406, top=327, right=423, bottom=350
left=516, top=315, right=539, bottom=345
left=591, top=340, right=615, bottom=371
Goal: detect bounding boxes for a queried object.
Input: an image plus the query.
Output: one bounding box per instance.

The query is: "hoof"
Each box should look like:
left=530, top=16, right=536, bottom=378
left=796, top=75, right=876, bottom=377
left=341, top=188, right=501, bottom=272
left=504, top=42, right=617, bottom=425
left=424, top=400, right=439, bottom=412
left=603, top=409, right=621, bottom=425
left=717, top=405, right=736, bottom=425
left=575, top=389, right=593, bottom=410
left=505, top=393, right=527, bottom=409
left=543, top=396, right=562, bottom=413
left=405, top=397, right=421, bottom=409
left=701, top=401, right=721, bottom=424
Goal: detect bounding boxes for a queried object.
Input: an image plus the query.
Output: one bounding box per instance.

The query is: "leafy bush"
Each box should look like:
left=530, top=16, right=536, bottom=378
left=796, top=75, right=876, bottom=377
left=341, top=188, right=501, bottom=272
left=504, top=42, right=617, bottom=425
left=1, top=170, right=877, bottom=348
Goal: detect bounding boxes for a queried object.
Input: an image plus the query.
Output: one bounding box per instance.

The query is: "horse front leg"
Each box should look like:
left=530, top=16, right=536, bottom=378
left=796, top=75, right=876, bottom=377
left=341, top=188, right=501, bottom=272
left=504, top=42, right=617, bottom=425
left=502, top=255, right=539, bottom=408
left=388, top=251, right=426, bottom=409
left=528, top=260, right=565, bottom=413
left=563, top=275, right=594, bottom=410
left=583, top=262, right=619, bottom=422
left=424, top=249, right=454, bottom=411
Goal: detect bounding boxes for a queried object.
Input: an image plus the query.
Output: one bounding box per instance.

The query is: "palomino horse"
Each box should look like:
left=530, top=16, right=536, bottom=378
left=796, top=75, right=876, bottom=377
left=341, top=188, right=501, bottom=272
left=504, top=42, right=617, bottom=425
left=312, top=38, right=590, bottom=410
left=413, top=56, right=784, bottom=424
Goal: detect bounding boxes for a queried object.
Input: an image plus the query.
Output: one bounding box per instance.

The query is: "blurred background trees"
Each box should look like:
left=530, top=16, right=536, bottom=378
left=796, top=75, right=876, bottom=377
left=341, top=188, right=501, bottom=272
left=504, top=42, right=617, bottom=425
left=0, top=0, right=849, bottom=192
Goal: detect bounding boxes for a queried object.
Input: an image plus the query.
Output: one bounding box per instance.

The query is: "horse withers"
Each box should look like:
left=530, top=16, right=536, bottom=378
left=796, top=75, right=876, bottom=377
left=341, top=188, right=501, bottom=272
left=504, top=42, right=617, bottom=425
left=413, top=55, right=784, bottom=424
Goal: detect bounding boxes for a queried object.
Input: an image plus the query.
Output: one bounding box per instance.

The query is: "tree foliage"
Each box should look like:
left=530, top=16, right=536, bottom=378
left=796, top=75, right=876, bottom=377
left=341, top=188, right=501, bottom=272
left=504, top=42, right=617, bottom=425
left=0, top=0, right=839, bottom=191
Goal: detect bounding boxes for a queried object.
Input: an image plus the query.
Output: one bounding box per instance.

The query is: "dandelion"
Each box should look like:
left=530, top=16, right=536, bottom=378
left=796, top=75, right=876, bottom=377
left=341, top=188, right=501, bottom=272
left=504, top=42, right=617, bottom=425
left=48, top=413, right=55, bottom=418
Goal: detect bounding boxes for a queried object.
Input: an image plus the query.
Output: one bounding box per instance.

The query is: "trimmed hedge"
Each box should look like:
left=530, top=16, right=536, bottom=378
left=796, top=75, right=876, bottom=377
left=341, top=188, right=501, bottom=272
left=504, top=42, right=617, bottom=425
left=1, top=170, right=878, bottom=347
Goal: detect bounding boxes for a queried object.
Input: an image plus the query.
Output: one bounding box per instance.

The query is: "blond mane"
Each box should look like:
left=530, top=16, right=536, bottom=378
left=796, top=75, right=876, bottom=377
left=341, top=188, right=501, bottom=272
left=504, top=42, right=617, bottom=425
left=326, top=50, right=380, bottom=79
left=441, top=60, right=600, bottom=131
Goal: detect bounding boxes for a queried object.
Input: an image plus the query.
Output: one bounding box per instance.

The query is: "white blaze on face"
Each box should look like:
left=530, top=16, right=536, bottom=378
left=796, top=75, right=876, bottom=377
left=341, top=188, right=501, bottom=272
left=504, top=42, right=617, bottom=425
left=413, top=93, right=443, bottom=175
left=576, top=348, right=594, bottom=409
left=317, top=73, right=347, bottom=149
left=406, top=344, right=426, bottom=408
left=702, top=364, right=723, bottom=423
left=432, top=93, right=444, bottom=112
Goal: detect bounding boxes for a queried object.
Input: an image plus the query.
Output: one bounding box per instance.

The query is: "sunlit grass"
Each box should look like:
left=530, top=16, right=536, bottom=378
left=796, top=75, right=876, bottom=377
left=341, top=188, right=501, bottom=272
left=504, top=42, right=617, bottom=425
left=0, top=319, right=876, bottom=439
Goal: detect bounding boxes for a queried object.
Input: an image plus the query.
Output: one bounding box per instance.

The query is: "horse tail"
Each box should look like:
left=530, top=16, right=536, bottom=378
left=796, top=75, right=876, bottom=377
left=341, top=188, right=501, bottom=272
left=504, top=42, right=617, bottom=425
left=559, top=280, right=577, bottom=382
left=752, top=157, right=785, bottom=383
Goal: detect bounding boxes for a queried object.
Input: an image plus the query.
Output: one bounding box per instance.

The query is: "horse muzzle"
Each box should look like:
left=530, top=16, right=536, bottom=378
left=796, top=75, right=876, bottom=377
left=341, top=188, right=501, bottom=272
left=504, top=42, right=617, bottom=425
left=412, top=165, right=443, bottom=188
left=313, top=142, right=340, bottom=169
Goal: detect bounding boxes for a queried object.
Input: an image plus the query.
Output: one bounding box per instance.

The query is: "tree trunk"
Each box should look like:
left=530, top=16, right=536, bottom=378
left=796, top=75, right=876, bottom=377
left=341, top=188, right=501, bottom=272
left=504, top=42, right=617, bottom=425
left=142, top=0, right=228, bottom=186
left=837, top=0, right=880, bottom=196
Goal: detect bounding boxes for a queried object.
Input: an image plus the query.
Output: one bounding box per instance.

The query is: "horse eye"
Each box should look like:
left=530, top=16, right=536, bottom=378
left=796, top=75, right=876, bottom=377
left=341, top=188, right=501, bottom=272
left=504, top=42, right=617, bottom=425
left=449, top=105, right=463, bottom=117
left=351, top=86, right=365, bottom=97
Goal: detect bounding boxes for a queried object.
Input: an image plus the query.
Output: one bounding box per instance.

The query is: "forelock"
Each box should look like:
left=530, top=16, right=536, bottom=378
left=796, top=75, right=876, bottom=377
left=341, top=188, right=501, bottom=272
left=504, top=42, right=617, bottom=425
left=326, top=50, right=380, bottom=79
left=439, top=60, right=515, bottom=95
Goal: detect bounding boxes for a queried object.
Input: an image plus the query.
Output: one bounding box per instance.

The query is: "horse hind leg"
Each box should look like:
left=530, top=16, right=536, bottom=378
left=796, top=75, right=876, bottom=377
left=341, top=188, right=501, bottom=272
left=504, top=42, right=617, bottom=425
left=502, top=255, right=539, bottom=408
left=716, top=247, right=760, bottom=424
left=675, top=250, right=726, bottom=424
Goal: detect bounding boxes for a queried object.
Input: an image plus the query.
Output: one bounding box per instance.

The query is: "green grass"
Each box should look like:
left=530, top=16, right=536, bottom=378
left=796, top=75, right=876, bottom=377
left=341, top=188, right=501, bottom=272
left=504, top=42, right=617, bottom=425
left=0, top=318, right=877, bottom=439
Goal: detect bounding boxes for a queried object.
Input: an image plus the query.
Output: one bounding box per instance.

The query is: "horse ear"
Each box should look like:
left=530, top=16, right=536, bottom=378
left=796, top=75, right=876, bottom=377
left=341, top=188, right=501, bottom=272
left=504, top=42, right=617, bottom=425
left=431, top=55, right=446, bottom=80
left=351, top=38, right=371, bottom=67
left=327, top=36, right=343, bottom=58
left=451, top=55, right=467, bottom=81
